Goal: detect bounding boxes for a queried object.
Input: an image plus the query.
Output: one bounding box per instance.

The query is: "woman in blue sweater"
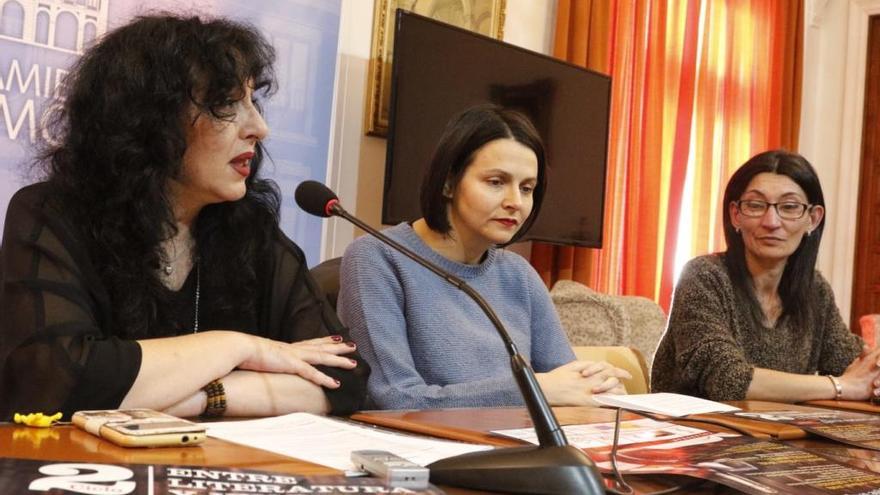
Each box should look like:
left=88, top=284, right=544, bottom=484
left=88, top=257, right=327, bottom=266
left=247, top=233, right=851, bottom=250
left=339, top=104, right=629, bottom=409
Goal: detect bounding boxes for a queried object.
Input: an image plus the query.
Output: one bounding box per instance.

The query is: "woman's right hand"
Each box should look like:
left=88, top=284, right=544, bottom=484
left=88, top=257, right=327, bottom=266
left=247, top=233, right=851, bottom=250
left=839, top=345, right=880, bottom=400
left=536, top=360, right=630, bottom=406
left=237, top=334, right=358, bottom=389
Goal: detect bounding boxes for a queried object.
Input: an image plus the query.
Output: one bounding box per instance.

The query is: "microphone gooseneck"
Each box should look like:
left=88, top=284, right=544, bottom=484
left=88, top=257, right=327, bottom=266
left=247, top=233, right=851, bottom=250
left=295, top=181, right=604, bottom=495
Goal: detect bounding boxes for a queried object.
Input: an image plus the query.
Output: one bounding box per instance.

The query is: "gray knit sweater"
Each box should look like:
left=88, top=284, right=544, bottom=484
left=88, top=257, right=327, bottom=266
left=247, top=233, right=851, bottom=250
left=338, top=223, right=575, bottom=409
left=651, top=254, right=861, bottom=401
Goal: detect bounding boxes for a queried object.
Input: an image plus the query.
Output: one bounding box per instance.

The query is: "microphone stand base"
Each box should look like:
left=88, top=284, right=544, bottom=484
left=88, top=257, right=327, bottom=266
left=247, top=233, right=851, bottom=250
left=427, top=444, right=605, bottom=494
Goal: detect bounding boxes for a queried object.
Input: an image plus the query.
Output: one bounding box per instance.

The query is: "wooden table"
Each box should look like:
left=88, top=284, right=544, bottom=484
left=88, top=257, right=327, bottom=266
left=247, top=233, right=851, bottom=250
left=351, top=401, right=813, bottom=446
left=5, top=401, right=880, bottom=494
left=0, top=421, right=490, bottom=494
left=0, top=413, right=691, bottom=493
left=0, top=422, right=335, bottom=476
left=350, top=402, right=880, bottom=494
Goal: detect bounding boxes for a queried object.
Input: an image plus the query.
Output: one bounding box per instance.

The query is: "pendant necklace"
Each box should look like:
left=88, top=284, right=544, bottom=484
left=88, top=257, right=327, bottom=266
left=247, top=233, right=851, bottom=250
left=158, top=236, right=199, bottom=333
left=163, top=237, right=194, bottom=276
left=193, top=258, right=200, bottom=333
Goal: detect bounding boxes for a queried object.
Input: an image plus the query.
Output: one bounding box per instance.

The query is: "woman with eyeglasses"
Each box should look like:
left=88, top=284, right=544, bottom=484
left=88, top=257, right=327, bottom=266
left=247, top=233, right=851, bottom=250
left=651, top=150, right=880, bottom=402
left=0, top=14, right=367, bottom=420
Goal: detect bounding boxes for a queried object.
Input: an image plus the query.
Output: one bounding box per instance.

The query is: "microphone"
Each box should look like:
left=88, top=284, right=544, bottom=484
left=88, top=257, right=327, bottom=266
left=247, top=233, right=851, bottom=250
left=294, top=180, right=340, bottom=218
left=295, top=180, right=604, bottom=494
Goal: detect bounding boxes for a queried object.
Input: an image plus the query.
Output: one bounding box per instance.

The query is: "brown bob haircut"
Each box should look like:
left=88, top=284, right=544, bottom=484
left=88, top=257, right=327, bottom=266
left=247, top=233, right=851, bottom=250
left=419, top=104, right=547, bottom=246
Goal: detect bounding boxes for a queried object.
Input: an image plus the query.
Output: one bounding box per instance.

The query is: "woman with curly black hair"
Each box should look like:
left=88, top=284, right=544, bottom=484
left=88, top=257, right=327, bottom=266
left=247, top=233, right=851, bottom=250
left=0, top=14, right=367, bottom=420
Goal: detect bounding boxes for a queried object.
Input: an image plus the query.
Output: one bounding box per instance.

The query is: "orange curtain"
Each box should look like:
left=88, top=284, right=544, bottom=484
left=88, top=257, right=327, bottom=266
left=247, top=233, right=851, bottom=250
left=531, top=0, right=803, bottom=311
left=530, top=0, right=612, bottom=284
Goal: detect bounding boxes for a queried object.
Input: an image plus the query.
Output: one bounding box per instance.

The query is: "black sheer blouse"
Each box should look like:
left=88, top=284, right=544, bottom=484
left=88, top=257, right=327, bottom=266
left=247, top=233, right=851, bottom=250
left=0, top=183, right=368, bottom=419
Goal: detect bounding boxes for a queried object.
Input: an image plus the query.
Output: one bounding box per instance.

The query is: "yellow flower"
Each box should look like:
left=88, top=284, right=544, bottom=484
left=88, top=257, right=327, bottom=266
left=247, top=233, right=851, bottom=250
left=13, top=412, right=63, bottom=428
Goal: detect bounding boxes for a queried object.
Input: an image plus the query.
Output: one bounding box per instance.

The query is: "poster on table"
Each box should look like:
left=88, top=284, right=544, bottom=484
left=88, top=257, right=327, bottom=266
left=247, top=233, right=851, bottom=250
left=0, top=457, right=444, bottom=494
left=0, top=0, right=339, bottom=263
left=498, top=419, right=880, bottom=494
left=731, top=408, right=880, bottom=451
left=589, top=433, right=880, bottom=494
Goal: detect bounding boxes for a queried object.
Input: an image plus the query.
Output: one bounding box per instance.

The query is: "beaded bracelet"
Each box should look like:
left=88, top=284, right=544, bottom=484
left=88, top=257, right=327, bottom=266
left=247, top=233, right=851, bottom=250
left=201, top=379, right=227, bottom=418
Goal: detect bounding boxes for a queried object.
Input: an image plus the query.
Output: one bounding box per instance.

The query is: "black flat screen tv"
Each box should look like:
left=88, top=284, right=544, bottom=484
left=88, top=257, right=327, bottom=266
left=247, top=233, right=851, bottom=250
left=382, top=10, right=611, bottom=247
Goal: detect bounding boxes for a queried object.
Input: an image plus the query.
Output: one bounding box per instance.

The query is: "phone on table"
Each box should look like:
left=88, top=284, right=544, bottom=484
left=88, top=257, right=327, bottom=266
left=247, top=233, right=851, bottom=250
left=72, top=409, right=206, bottom=448
left=351, top=450, right=429, bottom=489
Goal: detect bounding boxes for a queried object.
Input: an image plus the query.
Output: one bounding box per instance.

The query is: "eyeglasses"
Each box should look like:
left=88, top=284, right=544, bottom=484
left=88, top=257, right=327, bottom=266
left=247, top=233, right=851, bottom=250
left=736, top=199, right=812, bottom=220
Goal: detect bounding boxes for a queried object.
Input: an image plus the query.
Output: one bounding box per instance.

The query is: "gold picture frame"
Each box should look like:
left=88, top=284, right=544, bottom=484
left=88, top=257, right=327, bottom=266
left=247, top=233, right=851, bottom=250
left=364, top=0, right=507, bottom=137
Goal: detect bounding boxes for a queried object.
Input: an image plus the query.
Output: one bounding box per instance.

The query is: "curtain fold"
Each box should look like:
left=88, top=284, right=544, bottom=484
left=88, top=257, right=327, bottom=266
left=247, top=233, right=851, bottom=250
left=532, top=0, right=803, bottom=311
left=531, top=0, right=611, bottom=289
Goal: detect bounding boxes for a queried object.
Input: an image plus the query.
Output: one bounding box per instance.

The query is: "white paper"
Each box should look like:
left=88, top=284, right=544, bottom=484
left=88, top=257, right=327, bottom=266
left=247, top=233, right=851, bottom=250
left=493, top=418, right=714, bottom=449
left=204, top=413, right=492, bottom=474
left=591, top=392, right=741, bottom=417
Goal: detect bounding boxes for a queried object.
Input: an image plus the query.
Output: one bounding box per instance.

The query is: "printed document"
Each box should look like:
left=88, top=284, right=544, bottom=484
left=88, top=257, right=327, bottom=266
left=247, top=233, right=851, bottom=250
left=592, top=392, right=740, bottom=417
left=494, top=418, right=717, bottom=449
left=204, top=412, right=491, bottom=474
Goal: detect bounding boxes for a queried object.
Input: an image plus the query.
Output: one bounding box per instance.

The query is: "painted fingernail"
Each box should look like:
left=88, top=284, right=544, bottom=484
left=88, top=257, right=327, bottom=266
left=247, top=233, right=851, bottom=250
left=334, top=379, right=341, bottom=386
left=350, top=358, right=357, bottom=365
left=331, top=335, right=343, bottom=342
left=346, top=342, right=357, bottom=348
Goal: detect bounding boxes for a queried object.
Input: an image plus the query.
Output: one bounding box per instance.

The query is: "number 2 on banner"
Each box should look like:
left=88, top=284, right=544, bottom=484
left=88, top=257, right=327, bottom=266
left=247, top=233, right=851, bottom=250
left=29, top=463, right=136, bottom=494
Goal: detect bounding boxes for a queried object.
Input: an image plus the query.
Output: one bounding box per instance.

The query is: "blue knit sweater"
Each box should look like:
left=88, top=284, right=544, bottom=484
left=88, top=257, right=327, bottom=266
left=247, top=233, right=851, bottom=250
left=338, top=223, right=575, bottom=409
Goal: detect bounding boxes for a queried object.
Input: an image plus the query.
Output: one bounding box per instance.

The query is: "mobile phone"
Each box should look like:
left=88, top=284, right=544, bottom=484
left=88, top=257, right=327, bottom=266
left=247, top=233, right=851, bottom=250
left=72, top=409, right=206, bottom=448
left=351, top=450, right=429, bottom=489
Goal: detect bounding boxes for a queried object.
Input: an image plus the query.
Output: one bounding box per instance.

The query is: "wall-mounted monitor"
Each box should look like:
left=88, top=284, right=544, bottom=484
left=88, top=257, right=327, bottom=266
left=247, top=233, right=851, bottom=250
left=382, top=10, right=611, bottom=247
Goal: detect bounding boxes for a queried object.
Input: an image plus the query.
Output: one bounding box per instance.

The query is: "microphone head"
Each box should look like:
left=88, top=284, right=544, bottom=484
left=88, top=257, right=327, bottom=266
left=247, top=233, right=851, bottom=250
left=295, top=180, right=339, bottom=218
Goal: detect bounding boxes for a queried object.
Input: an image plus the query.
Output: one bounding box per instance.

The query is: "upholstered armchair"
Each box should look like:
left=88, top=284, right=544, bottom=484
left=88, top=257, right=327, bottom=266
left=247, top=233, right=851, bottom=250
left=549, top=280, right=667, bottom=371
left=310, top=257, right=342, bottom=311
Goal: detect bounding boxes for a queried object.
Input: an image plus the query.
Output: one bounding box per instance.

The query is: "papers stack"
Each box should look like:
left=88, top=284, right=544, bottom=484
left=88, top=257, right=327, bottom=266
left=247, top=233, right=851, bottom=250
left=592, top=392, right=740, bottom=417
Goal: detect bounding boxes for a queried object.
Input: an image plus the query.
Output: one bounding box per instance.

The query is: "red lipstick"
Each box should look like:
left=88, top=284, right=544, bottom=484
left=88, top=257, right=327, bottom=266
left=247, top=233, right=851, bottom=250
left=230, top=151, right=254, bottom=178
left=494, top=218, right=519, bottom=228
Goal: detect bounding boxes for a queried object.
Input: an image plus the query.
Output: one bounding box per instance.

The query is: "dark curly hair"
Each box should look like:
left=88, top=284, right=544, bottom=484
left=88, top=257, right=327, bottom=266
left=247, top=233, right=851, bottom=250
left=722, top=149, right=826, bottom=331
left=39, top=13, right=280, bottom=337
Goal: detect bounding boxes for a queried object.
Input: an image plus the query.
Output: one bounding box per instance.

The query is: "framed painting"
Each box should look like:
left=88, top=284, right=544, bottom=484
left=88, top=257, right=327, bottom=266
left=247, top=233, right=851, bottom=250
left=364, top=0, right=506, bottom=136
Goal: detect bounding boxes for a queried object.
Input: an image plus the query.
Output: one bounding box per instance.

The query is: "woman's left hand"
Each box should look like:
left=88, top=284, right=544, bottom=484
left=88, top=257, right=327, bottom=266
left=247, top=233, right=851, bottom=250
left=839, top=345, right=880, bottom=400
left=579, top=361, right=631, bottom=395
left=236, top=334, right=358, bottom=389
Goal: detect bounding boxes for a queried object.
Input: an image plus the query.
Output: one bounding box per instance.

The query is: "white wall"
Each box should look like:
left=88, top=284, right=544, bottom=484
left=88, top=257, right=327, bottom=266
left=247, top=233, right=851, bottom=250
left=323, top=0, right=556, bottom=261
left=800, top=0, right=880, bottom=321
